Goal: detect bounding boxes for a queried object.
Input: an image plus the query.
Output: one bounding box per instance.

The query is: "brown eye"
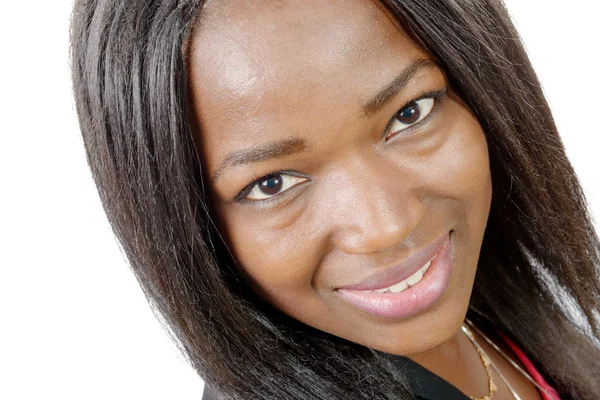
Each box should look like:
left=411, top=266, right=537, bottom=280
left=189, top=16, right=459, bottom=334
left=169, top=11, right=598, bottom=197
left=258, top=175, right=283, bottom=196
left=245, top=173, right=308, bottom=201
left=388, top=97, right=436, bottom=136
left=397, top=101, right=421, bottom=124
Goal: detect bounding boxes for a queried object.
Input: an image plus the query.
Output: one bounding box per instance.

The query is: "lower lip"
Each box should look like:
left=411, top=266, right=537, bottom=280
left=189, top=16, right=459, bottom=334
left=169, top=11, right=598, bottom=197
left=335, top=232, right=454, bottom=320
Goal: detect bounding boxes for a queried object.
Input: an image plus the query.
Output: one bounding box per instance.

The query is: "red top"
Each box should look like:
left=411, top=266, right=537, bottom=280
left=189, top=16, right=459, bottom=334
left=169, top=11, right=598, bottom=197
left=497, top=332, right=561, bottom=400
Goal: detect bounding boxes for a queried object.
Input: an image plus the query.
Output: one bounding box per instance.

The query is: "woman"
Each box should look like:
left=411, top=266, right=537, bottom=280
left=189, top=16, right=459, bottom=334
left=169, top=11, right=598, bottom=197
left=69, top=0, right=600, bottom=399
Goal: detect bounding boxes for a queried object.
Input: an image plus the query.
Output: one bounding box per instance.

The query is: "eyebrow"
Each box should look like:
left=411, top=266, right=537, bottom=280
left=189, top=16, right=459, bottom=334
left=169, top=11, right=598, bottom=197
left=211, top=58, right=437, bottom=185
left=362, top=58, right=438, bottom=117
left=212, top=138, right=306, bottom=184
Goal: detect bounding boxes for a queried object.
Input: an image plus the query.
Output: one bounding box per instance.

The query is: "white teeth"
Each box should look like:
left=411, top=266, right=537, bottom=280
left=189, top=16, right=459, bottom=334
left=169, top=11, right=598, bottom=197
left=388, top=280, right=408, bottom=293
left=406, top=269, right=423, bottom=286
left=367, top=258, right=433, bottom=293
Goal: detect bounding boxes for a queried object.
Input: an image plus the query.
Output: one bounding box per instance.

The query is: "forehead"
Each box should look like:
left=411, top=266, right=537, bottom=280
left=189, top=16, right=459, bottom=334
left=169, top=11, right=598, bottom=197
left=187, top=0, right=430, bottom=172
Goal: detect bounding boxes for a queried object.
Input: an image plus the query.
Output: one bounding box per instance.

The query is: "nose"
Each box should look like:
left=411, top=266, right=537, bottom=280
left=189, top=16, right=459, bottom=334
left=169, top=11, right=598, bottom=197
left=322, top=155, right=424, bottom=255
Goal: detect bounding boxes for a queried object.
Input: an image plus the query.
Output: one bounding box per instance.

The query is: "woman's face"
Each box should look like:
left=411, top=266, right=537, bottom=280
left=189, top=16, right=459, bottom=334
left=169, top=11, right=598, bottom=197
left=187, top=0, right=492, bottom=356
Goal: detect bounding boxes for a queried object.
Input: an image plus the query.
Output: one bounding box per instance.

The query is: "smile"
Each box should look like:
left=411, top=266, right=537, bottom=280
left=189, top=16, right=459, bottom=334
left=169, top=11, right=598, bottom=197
left=366, top=256, right=434, bottom=293
left=335, top=231, right=454, bottom=320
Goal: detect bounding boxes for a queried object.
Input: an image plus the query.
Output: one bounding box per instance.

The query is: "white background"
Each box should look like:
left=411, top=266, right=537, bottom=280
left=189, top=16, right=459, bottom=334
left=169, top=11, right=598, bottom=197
left=0, top=1, right=598, bottom=399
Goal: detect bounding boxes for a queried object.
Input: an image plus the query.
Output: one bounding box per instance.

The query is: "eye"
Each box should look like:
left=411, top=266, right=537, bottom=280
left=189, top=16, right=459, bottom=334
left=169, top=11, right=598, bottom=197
left=387, top=97, right=436, bottom=137
left=244, top=173, right=308, bottom=201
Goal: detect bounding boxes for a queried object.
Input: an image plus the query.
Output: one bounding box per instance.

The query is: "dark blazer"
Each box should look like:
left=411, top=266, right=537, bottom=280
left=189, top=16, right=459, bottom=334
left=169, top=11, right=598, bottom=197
left=201, top=355, right=470, bottom=399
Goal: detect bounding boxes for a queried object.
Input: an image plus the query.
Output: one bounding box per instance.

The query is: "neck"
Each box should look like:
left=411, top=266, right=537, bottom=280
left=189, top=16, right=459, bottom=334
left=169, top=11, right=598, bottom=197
left=406, top=321, right=492, bottom=396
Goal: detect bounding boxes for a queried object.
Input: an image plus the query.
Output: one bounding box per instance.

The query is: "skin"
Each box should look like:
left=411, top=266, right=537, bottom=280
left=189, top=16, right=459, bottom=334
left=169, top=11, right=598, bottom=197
left=187, top=0, right=541, bottom=398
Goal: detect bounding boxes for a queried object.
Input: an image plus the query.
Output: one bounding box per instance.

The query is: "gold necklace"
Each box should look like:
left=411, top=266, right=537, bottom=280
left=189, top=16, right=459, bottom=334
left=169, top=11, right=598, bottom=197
left=464, top=318, right=555, bottom=400
left=461, top=322, right=498, bottom=400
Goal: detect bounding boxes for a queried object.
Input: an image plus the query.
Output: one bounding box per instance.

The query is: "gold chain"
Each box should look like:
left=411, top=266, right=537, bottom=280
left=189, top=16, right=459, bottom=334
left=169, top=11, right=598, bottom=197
left=461, top=323, right=498, bottom=400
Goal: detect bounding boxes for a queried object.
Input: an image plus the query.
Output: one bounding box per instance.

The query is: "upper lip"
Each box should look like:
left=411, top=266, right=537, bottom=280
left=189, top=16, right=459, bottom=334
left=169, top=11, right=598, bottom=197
left=335, top=232, right=450, bottom=291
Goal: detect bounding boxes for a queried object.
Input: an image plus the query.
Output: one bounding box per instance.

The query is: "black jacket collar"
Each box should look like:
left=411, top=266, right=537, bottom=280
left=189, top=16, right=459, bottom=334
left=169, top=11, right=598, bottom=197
left=393, top=355, right=470, bottom=399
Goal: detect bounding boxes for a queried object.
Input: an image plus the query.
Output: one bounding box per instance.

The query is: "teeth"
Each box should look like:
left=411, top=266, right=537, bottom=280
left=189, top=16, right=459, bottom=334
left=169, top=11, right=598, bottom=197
left=388, top=280, right=408, bottom=293
left=367, top=258, right=433, bottom=293
left=405, top=269, right=423, bottom=286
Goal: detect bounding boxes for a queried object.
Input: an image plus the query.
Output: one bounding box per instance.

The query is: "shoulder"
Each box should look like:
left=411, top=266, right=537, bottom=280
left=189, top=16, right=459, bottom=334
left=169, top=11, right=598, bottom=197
left=200, top=362, right=469, bottom=400
left=200, top=356, right=470, bottom=400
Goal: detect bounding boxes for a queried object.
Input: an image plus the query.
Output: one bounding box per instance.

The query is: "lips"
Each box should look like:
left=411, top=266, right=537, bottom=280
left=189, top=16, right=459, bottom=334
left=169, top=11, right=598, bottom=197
left=335, top=232, right=450, bottom=291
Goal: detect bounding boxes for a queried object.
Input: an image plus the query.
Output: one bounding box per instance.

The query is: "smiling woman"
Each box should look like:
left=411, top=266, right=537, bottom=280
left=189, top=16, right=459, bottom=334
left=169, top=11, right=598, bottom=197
left=188, top=0, right=492, bottom=362
left=70, top=0, right=600, bottom=399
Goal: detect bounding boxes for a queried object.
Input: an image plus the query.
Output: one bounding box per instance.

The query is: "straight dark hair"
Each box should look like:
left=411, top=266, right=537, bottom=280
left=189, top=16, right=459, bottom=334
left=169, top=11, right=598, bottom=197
left=70, top=0, right=600, bottom=398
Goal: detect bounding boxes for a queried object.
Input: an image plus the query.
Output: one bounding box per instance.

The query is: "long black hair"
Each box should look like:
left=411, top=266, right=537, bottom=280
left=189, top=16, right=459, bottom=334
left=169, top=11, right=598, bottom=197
left=70, top=0, right=600, bottom=398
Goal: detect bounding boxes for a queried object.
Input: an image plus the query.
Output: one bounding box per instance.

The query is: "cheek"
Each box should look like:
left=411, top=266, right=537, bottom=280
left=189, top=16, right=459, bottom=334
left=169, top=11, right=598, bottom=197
left=425, top=106, right=492, bottom=220
left=216, top=210, right=317, bottom=305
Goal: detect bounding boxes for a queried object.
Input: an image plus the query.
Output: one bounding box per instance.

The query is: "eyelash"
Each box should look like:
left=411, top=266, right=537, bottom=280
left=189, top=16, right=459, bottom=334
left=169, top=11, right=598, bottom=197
left=236, top=87, right=448, bottom=206
left=383, top=87, right=447, bottom=141
left=235, top=170, right=307, bottom=205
